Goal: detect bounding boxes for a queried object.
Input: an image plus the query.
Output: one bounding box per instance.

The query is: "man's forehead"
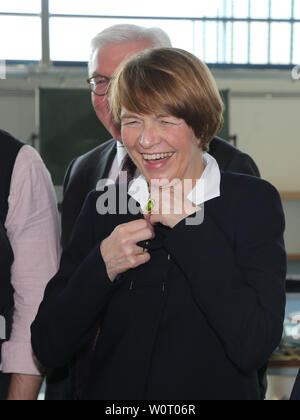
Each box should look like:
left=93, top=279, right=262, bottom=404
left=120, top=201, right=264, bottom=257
left=90, top=39, right=154, bottom=77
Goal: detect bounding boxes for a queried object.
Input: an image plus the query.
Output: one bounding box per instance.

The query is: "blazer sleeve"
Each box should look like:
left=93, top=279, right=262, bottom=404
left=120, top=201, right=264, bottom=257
left=31, top=191, right=117, bottom=369
left=164, top=181, right=286, bottom=373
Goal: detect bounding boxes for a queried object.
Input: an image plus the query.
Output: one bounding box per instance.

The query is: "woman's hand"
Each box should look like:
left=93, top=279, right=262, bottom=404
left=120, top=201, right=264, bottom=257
left=148, top=181, right=200, bottom=229
left=100, top=219, right=155, bottom=282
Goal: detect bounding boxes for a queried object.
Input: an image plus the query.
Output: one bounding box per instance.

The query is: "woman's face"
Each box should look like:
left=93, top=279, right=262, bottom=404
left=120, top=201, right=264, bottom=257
left=121, top=110, right=204, bottom=184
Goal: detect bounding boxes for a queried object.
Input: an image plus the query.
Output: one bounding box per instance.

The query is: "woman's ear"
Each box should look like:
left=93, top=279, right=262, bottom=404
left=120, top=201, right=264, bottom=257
left=197, top=136, right=209, bottom=152
left=192, top=130, right=201, bottom=147
left=196, top=137, right=202, bottom=148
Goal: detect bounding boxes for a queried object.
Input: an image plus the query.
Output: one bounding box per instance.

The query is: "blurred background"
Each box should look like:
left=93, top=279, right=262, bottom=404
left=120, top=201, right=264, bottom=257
left=1, top=0, right=300, bottom=400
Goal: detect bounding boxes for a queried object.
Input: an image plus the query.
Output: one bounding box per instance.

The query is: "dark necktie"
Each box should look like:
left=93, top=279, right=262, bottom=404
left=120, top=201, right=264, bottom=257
left=116, top=154, right=137, bottom=184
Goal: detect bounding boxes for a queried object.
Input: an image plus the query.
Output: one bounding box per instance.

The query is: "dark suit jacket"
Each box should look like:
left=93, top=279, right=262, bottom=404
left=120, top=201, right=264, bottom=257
left=61, top=137, right=260, bottom=250
left=32, top=172, right=286, bottom=400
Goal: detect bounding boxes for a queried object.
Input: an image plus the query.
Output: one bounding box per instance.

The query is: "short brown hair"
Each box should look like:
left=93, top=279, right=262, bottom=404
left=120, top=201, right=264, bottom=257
left=110, top=48, right=224, bottom=151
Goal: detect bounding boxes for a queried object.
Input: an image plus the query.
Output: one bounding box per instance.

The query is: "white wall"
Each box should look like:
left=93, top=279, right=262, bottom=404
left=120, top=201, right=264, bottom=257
left=0, top=92, right=35, bottom=142
left=215, top=69, right=300, bottom=256
left=215, top=69, right=300, bottom=191
left=232, top=97, right=299, bottom=191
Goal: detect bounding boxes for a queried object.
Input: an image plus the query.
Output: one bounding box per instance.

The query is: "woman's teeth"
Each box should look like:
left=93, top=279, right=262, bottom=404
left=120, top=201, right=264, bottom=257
left=142, top=152, right=174, bottom=161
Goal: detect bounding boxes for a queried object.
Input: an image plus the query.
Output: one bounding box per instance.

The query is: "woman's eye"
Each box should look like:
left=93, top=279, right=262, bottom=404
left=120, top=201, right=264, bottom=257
left=122, top=120, right=139, bottom=126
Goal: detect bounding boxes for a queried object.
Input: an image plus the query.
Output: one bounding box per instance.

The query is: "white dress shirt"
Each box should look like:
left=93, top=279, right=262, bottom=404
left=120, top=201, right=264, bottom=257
left=107, top=142, right=138, bottom=183
left=0, top=146, right=60, bottom=375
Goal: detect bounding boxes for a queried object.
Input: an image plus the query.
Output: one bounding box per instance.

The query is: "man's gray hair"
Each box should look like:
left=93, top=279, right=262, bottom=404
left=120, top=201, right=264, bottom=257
left=88, top=24, right=172, bottom=74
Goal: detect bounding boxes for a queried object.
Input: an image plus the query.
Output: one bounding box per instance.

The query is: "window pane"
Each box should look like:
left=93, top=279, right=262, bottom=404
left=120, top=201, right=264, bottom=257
left=223, top=0, right=234, bottom=18
left=293, top=24, right=300, bottom=64
left=294, top=0, right=300, bottom=18
left=233, top=0, right=249, bottom=18
left=270, top=23, right=291, bottom=64
left=251, top=0, right=269, bottom=19
left=216, top=21, right=224, bottom=62
left=195, top=21, right=232, bottom=64
left=194, top=22, right=205, bottom=60
left=271, top=0, right=292, bottom=19
left=145, top=20, right=194, bottom=52
left=250, top=22, right=269, bottom=64
left=46, top=0, right=297, bottom=67
left=0, top=0, right=40, bottom=13
left=203, top=22, right=218, bottom=63
left=232, top=22, right=248, bottom=63
left=224, top=22, right=234, bottom=63
left=213, top=22, right=233, bottom=63
left=0, top=16, right=41, bottom=60
left=49, top=0, right=222, bottom=18
left=200, top=0, right=224, bottom=17
left=50, top=17, right=194, bottom=62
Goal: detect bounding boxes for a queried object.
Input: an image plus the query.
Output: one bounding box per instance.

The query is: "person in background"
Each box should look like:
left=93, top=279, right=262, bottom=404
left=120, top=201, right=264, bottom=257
left=0, top=129, right=60, bottom=400
left=32, top=48, right=286, bottom=400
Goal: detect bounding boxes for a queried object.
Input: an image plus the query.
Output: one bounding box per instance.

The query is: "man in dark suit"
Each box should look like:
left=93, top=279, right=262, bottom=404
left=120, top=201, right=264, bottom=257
left=48, top=23, right=260, bottom=400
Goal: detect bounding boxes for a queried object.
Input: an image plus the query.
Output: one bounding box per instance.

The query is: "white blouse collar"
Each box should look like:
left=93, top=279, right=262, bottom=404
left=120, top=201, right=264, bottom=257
left=128, top=152, right=221, bottom=212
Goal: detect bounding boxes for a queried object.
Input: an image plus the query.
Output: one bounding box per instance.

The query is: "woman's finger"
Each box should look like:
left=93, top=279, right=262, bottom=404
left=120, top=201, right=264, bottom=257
left=149, top=214, right=162, bottom=226
left=117, top=218, right=149, bottom=234
left=129, top=226, right=155, bottom=245
left=129, top=252, right=151, bottom=269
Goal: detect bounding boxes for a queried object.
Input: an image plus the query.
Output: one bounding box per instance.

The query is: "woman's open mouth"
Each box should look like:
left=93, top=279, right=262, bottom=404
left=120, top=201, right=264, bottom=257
left=142, top=152, right=176, bottom=170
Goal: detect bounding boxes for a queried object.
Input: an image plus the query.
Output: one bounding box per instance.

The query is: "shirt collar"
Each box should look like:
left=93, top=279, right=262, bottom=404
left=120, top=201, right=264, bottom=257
left=128, top=152, right=221, bottom=212
left=117, top=141, right=128, bottom=167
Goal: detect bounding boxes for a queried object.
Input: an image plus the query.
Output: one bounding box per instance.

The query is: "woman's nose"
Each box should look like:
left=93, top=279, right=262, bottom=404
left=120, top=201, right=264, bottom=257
left=139, top=127, right=161, bottom=149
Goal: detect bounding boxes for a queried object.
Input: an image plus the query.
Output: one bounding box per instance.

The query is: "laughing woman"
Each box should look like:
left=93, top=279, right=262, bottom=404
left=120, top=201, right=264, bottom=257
left=31, top=48, right=286, bottom=400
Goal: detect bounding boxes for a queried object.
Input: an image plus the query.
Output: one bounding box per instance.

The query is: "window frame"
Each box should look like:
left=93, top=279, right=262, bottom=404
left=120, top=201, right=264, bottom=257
left=0, top=0, right=299, bottom=69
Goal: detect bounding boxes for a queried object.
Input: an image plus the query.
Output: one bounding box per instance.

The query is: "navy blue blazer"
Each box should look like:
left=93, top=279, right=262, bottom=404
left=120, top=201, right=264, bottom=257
left=32, top=172, right=286, bottom=400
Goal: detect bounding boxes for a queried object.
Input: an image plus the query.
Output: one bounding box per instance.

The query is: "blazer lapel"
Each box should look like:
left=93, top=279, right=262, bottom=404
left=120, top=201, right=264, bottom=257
left=97, top=139, right=117, bottom=182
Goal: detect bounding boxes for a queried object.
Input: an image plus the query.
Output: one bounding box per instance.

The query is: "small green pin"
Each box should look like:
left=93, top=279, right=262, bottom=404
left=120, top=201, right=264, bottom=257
left=147, top=199, right=155, bottom=213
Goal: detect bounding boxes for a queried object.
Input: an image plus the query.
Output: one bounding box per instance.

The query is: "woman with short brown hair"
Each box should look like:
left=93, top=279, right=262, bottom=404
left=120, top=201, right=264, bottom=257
left=32, top=48, right=286, bottom=400
left=110, top=48, right=224, bottom=152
